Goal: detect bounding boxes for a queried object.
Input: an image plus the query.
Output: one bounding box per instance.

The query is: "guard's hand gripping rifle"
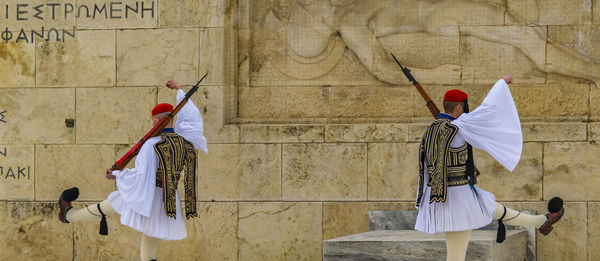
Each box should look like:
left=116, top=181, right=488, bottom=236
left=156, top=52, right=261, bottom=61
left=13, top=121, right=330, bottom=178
left=111, top=73, right=208, bottom=171
left=391, top=54, right=480, bottom=181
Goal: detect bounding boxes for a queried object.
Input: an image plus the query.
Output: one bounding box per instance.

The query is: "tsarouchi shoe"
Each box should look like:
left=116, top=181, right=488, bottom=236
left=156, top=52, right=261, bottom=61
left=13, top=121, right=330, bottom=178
left=538, top=197, right=564, bottom=235
left=58, top=187, right=79, bottom=223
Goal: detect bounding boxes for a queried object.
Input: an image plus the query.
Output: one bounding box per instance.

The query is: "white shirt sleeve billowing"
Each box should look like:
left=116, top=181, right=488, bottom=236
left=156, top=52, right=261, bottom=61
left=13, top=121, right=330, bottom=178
left=111, top=138, right=160, bottom=217
left=174, top=89, right=208, bottom=154
left=451, top=79, right=523, bottom=172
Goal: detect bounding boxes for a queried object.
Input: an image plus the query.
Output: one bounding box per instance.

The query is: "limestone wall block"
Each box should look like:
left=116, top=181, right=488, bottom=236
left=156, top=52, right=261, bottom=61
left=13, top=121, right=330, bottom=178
left=117, top=29, right=199, bottom=86
left=76, top=87, right=156, bottom=144
left=506, top=0, right=592, bottom=25
left=158, top=85, right=239, bottom=143
left=159, top=0, right=229, bottom=28
left=408, top=123, right=430, bottom=143
left=238, top=87, right=329, bottom=119
left=35, top=145, right=115, bottom=201
left=0, top=202, right=73, bottom=260
left=367, top=143, right=419, bottom=201
left=475, top=143, right=543, bottom=201
left=510, top=83, right=589, bottom=117
left=282, top=144, right=367, bottom=200
left=0, top=42, right=35, bottom=87
left=322, top=202, right=370, bottom=241
left=241, top=125, right=324, bottom=143
left=322, top=202, right=414, bottom=240
left=379, top=32, right=459, bottom=71
left=460, top=26, right=546, bottom=84
left=200, top=28, right=225, bottom=86
left=546, top=25, right=600, bottom=84
left=595, top=0, right=600, bottom=24
left=589, top=203, right=600, bottom=260
left=328, top=86, right=413, bottom=118
left=522, top=122, right=587, bottom=142
left=549, top=25, right=600, bottom=62
left=0, top=88, right=75, bottom=144
left=77, top=0, right=158, bottom=29
left=325, top=124, right=407, bottom=143
left=36, top=30, right=116, bottom=87
left=238, top=27, right=251, bottom=88
left=0, top=145, right=34, bottom=200
left=197, top=144, right=281, bottom=201
left=203, top=124, right=240, bottom=144
left=543, top=142, right=600, bottom=200
left=588, top=122, right=600, bottom=141
left=410, top=0, right=505, bottom=26
left=159, top=202, right=238, bottom=261
left=250, top=51, right=381, bottom=87
left=238, top=202, right=322, bottom=261
left=592, top=83, right=600, bottom=116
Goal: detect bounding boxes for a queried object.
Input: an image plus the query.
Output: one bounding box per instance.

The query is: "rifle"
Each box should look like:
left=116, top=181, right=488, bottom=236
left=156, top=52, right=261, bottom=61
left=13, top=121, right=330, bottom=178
left=391, top=53, right=480, bottom=179
left=111, top=73, right=208, bottom=170
left=390, top=53, right=440, bottom=118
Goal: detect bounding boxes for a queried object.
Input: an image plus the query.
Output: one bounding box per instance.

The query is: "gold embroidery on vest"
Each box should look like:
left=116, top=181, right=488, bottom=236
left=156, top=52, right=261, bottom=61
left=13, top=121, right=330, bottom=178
left=417, top=119, right=469, bottom=207
left=154, top=132, right=198, bottom=219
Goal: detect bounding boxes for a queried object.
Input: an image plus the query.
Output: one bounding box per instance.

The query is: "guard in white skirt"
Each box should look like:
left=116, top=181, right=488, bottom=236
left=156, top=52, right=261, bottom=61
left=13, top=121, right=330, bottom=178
left=57, top=80, right=208, bottom=261
left=415, top=75, right=565, bottom=261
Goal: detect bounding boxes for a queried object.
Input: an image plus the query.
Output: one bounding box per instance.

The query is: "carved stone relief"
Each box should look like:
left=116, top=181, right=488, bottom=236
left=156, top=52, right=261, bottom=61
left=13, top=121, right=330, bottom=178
left=241, top=0, right=599, bottom=120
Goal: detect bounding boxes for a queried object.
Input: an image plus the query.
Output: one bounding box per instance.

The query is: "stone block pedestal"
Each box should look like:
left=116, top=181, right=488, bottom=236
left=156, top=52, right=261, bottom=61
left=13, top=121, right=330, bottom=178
left=323, top=230, right=527, bottom=261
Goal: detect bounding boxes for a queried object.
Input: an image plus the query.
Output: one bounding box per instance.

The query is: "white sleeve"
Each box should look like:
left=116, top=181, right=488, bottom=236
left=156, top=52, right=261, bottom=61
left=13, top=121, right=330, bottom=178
left=451, top=79, right=523, bottom=171
left=111, top=139, right=159, bottom=217
left=174, top=89, right=208, bottom=154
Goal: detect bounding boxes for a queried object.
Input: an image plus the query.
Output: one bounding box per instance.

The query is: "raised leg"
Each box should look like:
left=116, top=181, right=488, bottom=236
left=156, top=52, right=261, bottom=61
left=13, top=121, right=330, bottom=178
left=494, top=197, right=564, bottom=236
left=65, top=199, right=116, bottom=222
left=493, top=202, right=546, bottom=228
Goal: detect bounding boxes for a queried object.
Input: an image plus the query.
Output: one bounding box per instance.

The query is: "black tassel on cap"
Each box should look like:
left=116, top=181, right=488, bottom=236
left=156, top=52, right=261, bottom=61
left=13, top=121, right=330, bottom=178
left=464, top=99, right=477, bottom=185
left=496, top=206, right=507, bottom=243
left=97, top=204, right=108, bottom=235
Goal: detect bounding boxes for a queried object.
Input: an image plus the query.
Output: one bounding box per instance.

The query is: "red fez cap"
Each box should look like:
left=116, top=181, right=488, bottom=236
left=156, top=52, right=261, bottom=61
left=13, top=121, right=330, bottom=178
left=444, top=89, right=468, bottom=102
left=152, top=103, right=173, bottom=116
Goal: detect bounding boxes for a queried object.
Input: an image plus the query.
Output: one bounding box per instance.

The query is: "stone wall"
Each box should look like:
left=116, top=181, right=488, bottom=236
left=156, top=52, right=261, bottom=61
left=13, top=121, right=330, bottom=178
left=0, top=0, right=599, bottom=260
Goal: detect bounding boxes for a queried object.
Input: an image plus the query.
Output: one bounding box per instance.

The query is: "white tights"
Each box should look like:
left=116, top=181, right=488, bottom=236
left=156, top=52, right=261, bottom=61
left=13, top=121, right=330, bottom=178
left=140, top=235, right=161, bottom=261
left=65, top=199, right=161, bottom=261
left=444, top=202, right=547, bottom=261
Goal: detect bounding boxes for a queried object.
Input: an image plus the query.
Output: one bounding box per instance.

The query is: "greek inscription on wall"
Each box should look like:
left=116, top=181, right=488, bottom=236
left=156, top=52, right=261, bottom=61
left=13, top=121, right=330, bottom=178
left=0, top=146, right=35, bottom=200
left=0, top=147, right=31, bottom=181
left=2, top=27, right=76, bottom=43
left=0, top=166, right=30, bottom=180
left=0, top=110, right=5, bottom=123
left=1, top=1, right=155, bottom=43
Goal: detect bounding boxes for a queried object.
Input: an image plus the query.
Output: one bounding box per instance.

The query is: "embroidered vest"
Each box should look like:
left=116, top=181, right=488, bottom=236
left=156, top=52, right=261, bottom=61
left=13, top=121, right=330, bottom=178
left=154, top=132, right=198, bottom=219
left=416, top=118, right=470, bottom=207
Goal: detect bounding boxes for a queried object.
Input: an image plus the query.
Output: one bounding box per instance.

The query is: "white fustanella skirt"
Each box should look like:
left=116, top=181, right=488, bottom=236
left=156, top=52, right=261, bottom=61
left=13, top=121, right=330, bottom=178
left=108, top=187, right=187, bottom=240
left=415, top=170, right=497, bottom=234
